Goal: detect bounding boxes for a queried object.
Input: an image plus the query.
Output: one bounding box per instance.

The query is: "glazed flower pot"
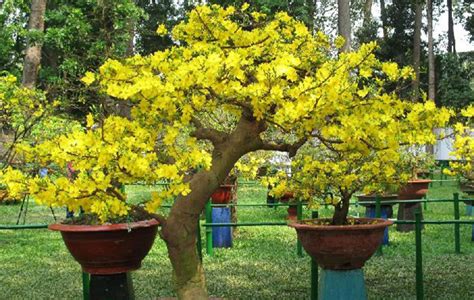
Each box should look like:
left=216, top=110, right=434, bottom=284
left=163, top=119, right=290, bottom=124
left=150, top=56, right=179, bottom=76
left=211, top=184, right=235, bottom=204
left=397, top=179, right=431, bottom=200
left=289, top=218, right=393, bottom=270
left=49, top=219, right=159, bottom=275
left=397, top=179, right=431, bottom=232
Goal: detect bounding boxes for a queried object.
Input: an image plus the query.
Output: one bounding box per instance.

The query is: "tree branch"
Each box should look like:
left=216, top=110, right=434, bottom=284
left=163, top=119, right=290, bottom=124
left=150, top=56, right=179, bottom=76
left=257, top=137, right=307, bottom=158
left=190, top=116, right=229, bottom=145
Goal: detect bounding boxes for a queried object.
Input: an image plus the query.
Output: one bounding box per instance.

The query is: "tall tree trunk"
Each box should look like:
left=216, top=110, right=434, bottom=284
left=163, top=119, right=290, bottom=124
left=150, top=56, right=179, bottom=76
left=412, top=0, right=423, bottom=101
left=447, top=0, right=456, bottom=53
left=22, top=0, right=47, bottom=89
left=338, top=0, right=351, bottom=51
left=427, top=0, right=435, bottom=154
left=427, top=0, right=435, bottom=101
left=363, top=0, right=373, bottom=27
left=380, top=0, right=388, bottom=38
left=161, top=116, right=266, bottom=299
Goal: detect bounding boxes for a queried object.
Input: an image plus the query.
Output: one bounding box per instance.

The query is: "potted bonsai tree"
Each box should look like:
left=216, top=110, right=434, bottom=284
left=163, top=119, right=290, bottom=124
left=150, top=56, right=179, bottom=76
left=2, top=5, right=451, bottom=298
left=282, top=123, right=444, bottom=297
left=0, top=114, right=210, bottom=298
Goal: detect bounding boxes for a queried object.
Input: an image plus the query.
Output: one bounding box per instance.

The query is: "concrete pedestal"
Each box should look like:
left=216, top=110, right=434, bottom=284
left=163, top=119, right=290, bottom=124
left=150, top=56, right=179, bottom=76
left=212, top=207, right=232, bottom=248
left=365, top=205, right=392, bottom=245
left=319, top=268, right=367, bottom=300
left=89, top=273, right=134, bottom=300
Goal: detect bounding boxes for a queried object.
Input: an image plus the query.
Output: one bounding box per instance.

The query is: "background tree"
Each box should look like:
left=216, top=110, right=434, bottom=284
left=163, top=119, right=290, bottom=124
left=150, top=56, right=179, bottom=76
left=0, top=0, right=30, bottom=77
left=447, top=0, right=456, bottom=53
left=412, top=0, right=423, bottom=101
left=338, top=0, right=352, bottom=51
left=22, top=0, right=46, bottom=88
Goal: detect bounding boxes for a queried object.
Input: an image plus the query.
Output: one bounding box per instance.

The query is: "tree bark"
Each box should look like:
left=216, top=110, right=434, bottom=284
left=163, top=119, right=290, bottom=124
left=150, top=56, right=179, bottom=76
left=412, top=0, right=423, bottom=102
left=447, top=0, right=456, bottom=53
left=22, top=0, right=47, bottom=89
left=363, top=0, right=373, bottom=28
left=380, top=0, right=388, bottom=38
left=338, top=0, right=351, bottom=51
left=160, top=115, right=266, bottom=299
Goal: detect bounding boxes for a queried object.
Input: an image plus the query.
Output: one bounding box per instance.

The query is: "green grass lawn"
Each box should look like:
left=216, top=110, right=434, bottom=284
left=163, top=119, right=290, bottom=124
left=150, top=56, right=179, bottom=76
left=0, top=178, right=473, bottom=299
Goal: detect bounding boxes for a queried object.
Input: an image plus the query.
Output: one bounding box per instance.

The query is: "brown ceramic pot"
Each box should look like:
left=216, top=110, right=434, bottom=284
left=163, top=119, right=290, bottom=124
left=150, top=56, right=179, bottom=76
left=49, top=219, right=159, bottom=275
left=397, top=179, right=432, bottom=200
left=211, top=185, right=235, bottom=204
left=289, top=218, right=393, bottom=270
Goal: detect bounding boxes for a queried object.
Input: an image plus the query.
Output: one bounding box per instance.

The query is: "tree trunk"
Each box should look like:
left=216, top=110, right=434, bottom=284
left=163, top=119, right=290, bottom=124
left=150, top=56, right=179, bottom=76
left=426, top=0, right=435, bottom=154
left=160, top=116, right=265, bottom=299
left=338, top=0, right=351, bottom=52
left=412, top=0, right=423, bottom=102
left=332, top=196, right=351, bottom=225
left=22, top=0, right=47, bottom=89
left=363, top=0, right=373, bottom=27
left=447, top=0, right=456, bottom=53
left=380, top=0, right=388, bottom=38
left=427, top=0, right=435, bottom=102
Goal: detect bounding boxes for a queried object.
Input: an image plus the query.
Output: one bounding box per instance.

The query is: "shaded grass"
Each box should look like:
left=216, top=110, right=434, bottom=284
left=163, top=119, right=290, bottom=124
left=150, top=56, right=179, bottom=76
left=0, top=178, right=473, bottom=299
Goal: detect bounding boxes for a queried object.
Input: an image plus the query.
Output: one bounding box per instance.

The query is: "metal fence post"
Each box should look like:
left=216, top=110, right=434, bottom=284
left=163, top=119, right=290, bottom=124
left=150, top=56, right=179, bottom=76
left=454, top=193, right=461, bottom=254
left=415, top=208, right=424, bottom=300
left=297, top=200, right=303, bottom=257
left=311, top=211, right=319, bottom=300
left=197, top=220, right=203, bottom=262
left=375, top=195, right=383, bottom=256
left=205, top=200, right=213, bottom=256
left=82, top=272, right=90, bottom=300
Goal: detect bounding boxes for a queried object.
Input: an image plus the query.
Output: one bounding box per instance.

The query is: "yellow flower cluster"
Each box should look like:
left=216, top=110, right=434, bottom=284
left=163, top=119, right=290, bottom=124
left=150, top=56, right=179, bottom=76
left=2, top=115, right=211, bottom=222
left=0, top=5, right=457, bottom=220
left=446, top=106, right=473, bottom=181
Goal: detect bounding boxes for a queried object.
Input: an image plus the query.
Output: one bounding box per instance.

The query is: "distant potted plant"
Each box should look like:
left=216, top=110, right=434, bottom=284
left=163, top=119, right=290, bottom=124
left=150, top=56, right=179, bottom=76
left=211, top=175, right=237, bottom=204
left=395, top=147, right=435, bottom=231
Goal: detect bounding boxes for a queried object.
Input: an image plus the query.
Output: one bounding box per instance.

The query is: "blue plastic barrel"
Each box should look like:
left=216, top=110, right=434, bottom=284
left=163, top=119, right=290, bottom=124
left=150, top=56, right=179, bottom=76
left=212, top=207, right=232, bottom=248
left=365, top=206, right=392, bottom=245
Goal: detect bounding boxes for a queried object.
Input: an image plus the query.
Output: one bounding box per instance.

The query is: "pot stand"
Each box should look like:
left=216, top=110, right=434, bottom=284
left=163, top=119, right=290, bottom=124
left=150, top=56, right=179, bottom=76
left=89, top=272, right=134, bottom=300
left=212, top=207, right=232, bottom=248
left=397, top=202, right=424, bottom=232
left=365, top=205, right=392, bottom=245
left=466, top=204, right=474, bottom=241
left=319, top=268, right=367, bottom=300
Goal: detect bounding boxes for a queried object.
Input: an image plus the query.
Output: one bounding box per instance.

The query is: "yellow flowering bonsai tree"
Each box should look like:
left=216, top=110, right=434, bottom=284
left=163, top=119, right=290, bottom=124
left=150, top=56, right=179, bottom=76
left=446, top=106, right=474, bottom=191
left=0, top=5, right=452, bottom=298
